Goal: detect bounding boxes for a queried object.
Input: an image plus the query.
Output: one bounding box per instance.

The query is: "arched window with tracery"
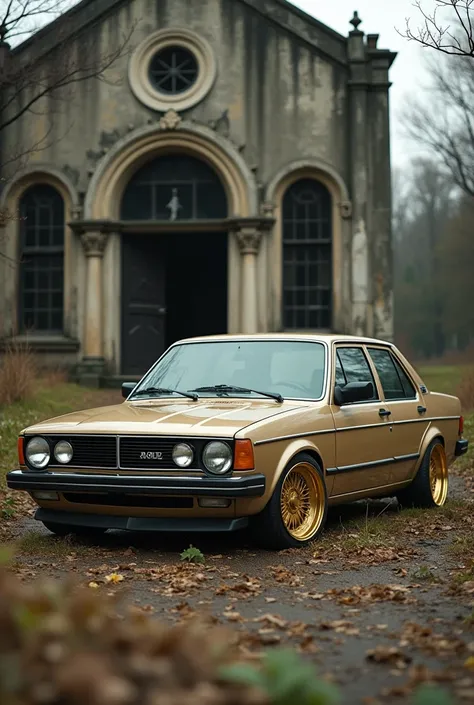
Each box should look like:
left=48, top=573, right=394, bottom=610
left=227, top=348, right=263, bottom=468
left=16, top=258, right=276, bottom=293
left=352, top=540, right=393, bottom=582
left=282, top=178, right=332, bottom=329
left=19, top=185, right=65, bottom=333
left=120, top=154, right=227, bottom=220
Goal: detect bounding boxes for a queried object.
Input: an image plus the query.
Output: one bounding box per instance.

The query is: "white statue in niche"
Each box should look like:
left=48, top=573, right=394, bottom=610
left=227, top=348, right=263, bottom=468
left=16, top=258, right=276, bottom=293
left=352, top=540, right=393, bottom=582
left=166, top=188, right=182, bottom=221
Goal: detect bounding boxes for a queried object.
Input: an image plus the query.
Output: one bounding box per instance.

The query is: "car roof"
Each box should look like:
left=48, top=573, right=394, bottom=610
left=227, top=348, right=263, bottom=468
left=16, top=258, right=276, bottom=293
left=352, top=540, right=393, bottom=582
left=174, top=333, right=395, bottom=347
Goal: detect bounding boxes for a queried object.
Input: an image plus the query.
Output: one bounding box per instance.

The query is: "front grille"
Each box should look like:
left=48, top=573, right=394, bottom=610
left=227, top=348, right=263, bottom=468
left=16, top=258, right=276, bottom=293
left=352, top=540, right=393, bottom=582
left=47, top=435, right=117, bottom=469
left=119, top=436, right=200, bottom=470
left=63, top=493, right=193, bottom=509
left=36, top=435, right=234, bottom=472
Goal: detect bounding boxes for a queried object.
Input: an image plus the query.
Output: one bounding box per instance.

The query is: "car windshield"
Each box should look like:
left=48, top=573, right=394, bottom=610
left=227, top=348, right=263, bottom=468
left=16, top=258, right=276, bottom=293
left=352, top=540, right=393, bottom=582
left=131, top=340, right=326, bottom=400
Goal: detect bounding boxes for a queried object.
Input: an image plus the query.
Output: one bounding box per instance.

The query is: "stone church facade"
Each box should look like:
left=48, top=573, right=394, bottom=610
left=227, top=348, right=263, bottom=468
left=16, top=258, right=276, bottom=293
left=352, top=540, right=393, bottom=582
left=0, top=0, right=396, bottom=384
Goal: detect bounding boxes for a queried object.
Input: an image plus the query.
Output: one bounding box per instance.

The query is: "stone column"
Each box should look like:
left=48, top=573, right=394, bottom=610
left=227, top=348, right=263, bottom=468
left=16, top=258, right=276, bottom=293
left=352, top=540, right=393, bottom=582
left=78, top=230, right=108, bottom=386
left=348, top=12, right=371, bottom=337
left=235, top=226, right=262, bottom=333
left=367, top=34, right=397, bottom=341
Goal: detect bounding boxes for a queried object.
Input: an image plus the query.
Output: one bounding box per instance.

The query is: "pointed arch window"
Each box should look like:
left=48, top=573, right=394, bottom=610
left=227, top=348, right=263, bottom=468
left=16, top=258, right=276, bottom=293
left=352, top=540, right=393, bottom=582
left=282, top=178, right=332, bottom=330
left=19, top=185, right=65, bottom=333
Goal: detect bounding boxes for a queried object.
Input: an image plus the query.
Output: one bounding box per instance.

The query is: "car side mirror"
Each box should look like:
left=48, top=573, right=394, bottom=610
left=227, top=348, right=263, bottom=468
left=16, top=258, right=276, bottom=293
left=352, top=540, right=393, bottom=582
left=334, top=381, right=374, bottom=406
left=122, top=382, right=137, bottom=399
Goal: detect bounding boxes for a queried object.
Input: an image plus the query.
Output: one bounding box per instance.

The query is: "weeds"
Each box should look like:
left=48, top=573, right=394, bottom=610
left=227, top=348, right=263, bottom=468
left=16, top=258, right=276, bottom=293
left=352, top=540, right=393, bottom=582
left=1, top=496, right=15, bottom=519
left=180, top=545, right=205, bottom=564
left=457, top=370, right=474, bottom=412
left=0, top=341, right=37, bottom=406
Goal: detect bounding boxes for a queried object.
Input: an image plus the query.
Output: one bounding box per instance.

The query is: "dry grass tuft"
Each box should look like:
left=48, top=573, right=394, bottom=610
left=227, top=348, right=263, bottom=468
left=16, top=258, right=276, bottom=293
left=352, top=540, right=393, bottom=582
left=457, top=370, right=474, bottom=411
left=0, top=341, right=37, bottom=406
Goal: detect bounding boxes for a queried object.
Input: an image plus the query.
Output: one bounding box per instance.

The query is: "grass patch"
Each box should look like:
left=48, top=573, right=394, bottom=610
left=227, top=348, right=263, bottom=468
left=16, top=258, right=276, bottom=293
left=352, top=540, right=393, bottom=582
left=15, top=530, right=101, bottom=558
left=0, top=383, right=121, bottom=490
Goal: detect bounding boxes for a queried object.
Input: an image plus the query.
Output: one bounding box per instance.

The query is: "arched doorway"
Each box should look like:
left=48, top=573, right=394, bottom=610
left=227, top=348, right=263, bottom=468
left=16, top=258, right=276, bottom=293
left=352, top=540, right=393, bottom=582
left=120, top=154, right=229, bottom=375
left=282, top=178, right=332, bottom=330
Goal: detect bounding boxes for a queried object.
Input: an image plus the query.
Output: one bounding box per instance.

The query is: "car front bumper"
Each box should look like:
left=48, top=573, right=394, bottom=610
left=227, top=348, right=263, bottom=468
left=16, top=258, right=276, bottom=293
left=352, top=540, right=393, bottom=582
left=455, top=439, right=469, bottom=457
left=34, top=508, right=250, bottom=533
left=6, top=469, right=266, bottom=497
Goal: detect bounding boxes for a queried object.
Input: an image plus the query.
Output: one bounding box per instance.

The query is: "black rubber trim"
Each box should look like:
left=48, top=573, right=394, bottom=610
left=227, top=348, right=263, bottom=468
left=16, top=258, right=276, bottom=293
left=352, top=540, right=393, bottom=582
left=455, top=439, right=469, bottom=457
left=35, top=508, right=249, bottom=533
left=326, top=453, right=420, bottom=476
left=7, top=470, right=266, bottom=497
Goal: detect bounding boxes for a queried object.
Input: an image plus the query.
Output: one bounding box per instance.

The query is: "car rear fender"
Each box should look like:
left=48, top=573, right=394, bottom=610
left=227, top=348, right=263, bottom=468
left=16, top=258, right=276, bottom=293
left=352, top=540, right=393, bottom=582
left=413, top=424, right=444, bottom=476
left=268, top=439, right=331, bottom=497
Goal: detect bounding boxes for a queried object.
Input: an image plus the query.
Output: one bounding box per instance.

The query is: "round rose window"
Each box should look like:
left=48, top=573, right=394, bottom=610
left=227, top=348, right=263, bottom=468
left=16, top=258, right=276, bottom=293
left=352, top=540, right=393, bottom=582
left=148, top=46, right=199, bottom=95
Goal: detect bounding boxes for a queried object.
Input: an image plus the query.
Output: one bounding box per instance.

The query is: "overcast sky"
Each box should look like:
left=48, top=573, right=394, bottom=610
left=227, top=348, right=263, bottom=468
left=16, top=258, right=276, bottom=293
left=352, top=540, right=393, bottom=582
left=292, top=0, right=439, bottom=169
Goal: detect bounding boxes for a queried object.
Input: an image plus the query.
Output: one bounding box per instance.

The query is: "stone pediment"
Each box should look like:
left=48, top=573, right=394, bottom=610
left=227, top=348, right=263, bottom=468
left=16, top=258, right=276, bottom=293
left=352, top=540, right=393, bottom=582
left=11, top=0, right=347, bottom=67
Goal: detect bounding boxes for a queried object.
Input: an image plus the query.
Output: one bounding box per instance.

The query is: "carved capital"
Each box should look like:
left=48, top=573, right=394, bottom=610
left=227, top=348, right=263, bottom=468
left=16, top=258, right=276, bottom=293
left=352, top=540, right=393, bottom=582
left=235, top=227, right=262, bottom=255
left=340, top=200, right=353, bottom=219
left=80, top=231, right=108, bottom=257
left=159, top=109, right=182, bottom=131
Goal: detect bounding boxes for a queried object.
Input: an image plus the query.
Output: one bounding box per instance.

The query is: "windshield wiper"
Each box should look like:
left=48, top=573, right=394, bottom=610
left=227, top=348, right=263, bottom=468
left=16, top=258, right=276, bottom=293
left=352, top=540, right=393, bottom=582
left=131, top=387, right=199, bottom=401
left=191, top=384, right=283, bottom=403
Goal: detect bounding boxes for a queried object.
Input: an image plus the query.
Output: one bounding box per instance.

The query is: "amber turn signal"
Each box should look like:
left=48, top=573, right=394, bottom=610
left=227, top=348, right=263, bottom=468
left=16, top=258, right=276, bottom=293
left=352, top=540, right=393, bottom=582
left=233, top=439, right=255, bottom=471
left=18, top=436, right=25, bottom=466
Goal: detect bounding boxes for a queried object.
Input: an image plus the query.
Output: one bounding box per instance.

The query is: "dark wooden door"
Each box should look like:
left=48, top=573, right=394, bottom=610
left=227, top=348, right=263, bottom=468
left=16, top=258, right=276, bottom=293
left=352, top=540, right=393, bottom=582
left=121, top=235, right=166, bottom=376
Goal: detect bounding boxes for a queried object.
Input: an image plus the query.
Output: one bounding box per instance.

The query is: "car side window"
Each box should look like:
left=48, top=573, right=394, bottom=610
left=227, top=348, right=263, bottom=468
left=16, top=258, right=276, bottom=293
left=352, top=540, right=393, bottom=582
left=336, top=347, right=377, bottom=400
left=392, top=356, right=417, bottom=399
left=368, top=348, right=416, bottom=401
left=335, top=354, right=347, bottom=387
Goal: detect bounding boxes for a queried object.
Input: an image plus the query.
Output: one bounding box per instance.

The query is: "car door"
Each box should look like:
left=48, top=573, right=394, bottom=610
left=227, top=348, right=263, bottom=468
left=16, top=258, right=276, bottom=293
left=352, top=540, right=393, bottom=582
left=366, top=346, right=430, bottom=483
left=330, top=345, right=395, bottom=496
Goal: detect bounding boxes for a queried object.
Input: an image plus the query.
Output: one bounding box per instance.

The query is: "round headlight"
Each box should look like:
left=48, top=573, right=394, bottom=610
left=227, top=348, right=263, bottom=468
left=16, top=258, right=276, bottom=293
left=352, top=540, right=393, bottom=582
left=172, top=443, right=194, bottom=468
left=202, top=441, right=232, bottom=475
left=54, top=440, right=73, bottom=464
left=25, top=436, right=50, bottom=469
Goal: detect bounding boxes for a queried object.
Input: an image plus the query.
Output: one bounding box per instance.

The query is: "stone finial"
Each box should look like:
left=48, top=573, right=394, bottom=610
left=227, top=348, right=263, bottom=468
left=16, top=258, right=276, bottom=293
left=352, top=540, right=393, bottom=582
left=235, top=227, right=262, bottom=255
left=159, top=109, right=182, bottom=131
left=350, top=11, right=362, bottom=31
left=80, top=231, right=108, bottom=257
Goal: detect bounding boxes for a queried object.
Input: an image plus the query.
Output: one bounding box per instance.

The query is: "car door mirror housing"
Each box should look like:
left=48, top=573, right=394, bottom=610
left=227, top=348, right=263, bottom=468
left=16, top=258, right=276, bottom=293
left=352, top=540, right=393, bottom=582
left=122, top=382, right=137, bottom=399
left=334, top=382, right=374, bottom=406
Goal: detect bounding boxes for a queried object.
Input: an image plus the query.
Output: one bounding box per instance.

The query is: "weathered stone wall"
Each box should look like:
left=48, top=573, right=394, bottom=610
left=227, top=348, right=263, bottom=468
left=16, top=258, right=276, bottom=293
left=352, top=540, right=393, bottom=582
left=3, top=0, right=349, bottom=197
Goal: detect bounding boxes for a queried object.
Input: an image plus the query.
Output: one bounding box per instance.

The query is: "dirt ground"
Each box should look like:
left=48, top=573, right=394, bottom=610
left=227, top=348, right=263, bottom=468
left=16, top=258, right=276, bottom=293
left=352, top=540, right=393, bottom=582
left=5, top=473, right=474, bottom=705
left=2, top=386, right=474, bottom=704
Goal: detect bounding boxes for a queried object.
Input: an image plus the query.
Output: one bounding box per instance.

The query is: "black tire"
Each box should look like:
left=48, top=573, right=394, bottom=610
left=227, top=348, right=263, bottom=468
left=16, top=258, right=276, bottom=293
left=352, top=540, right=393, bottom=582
left=396, top=439, right=448, bottom=509
left=251, top=452, right=328, bottom=550
left=42, top=521, right=107, bottom=538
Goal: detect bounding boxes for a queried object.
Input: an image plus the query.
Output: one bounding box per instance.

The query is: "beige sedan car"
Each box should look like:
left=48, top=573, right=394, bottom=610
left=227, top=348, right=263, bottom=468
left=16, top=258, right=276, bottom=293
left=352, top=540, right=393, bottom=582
left=8, top=334, right=468, bottom=549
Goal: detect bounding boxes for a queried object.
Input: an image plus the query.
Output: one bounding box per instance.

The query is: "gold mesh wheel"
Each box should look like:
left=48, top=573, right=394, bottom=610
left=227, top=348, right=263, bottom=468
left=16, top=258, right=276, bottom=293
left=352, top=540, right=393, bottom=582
left=280, top=462, right=325, bottom=541
left=429, top=444, right=448, bottom=506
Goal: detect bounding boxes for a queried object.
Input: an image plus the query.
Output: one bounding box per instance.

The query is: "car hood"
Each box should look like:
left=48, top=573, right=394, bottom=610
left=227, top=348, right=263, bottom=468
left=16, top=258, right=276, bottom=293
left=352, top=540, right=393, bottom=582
left=22, top=398, right=311, bottom=438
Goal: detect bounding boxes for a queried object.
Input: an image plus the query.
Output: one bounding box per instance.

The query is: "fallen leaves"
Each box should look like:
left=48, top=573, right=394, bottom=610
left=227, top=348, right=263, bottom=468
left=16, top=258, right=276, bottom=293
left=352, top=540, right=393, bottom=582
left=399, top=622, right=468, bottom=658
left=320, top=620, right=360, bottom=636
left=325, top=583, right=417, bottom=606
left=270, top=565, right=302, bottom=586
left=366, top=645, right=412, bottom=668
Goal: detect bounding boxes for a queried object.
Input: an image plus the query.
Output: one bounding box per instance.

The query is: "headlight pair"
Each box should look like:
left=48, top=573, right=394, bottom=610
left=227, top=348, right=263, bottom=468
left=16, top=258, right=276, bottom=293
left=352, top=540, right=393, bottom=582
left=25, top=437, right=73, bottom=469
left=172, top=441, right=232, bottom=475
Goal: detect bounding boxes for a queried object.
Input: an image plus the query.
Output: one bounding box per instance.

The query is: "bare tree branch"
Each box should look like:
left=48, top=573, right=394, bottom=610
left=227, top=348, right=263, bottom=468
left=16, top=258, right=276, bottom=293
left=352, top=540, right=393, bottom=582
left=402, top=52, right=474, bottom=197
left=398, top=0, right=474, bottom=57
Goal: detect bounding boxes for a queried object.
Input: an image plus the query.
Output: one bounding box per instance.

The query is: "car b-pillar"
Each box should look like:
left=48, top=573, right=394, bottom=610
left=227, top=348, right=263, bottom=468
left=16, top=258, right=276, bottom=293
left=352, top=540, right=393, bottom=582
left=77, top=229, right=108, bottom=386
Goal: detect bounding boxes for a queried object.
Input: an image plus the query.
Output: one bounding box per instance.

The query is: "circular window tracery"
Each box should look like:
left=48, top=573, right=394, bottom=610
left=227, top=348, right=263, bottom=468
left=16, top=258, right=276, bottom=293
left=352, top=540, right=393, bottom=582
left=148, top=46, right=199, bottom=95
left=129, top=28, right=217, bottom=112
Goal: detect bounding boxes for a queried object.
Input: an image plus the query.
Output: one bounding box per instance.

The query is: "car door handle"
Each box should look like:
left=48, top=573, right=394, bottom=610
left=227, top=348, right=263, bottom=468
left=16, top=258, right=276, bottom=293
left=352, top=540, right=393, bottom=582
left=379, top=408, right=391, bottom=417
left=417, top=405, right=427, bottom=414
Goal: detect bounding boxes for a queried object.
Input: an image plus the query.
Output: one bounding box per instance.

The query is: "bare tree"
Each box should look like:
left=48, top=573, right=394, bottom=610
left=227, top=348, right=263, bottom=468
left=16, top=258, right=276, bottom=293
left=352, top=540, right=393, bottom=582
left=0, top=0, right=135, bottom=172
left=402, top=52, right=474, bottom=197
left=400, top=0, right=474, bottom=57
